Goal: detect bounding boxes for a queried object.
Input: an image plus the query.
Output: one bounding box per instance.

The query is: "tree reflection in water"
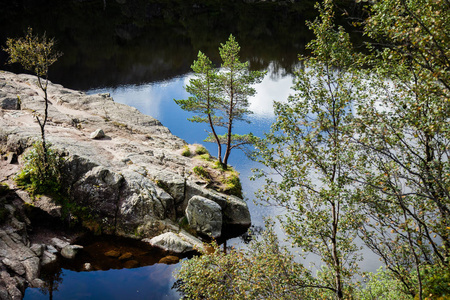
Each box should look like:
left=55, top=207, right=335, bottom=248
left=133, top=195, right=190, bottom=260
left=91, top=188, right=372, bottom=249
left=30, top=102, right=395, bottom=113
left=38, top=263, right=63, bottom=300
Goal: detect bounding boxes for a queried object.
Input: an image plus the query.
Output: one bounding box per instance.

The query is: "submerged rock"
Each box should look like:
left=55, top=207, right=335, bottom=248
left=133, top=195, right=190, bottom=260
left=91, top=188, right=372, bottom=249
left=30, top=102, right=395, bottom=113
left=104, top=250, right=121, bottom=258
left=158, top=255, right=180, bottom=265
left=123, top=260, right=139, bottom=269
left=118, top=252, right=133, bottom=261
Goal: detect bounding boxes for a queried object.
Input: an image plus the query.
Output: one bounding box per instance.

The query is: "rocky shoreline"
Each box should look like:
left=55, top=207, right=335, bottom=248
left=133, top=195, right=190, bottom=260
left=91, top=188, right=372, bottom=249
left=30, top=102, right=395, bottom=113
left=0, top=71, right=251, bottom=299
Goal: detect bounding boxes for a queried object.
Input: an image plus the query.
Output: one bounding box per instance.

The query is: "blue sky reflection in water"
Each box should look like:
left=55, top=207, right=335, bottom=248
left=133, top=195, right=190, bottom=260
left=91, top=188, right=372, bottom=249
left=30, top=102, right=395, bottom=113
left=24, top=263, right=181, bottom=300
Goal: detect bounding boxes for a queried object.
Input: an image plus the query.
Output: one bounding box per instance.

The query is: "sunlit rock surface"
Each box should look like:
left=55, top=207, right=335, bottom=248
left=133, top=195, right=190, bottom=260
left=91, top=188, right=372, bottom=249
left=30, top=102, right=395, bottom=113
left=0, top=71, right=251, bottom=298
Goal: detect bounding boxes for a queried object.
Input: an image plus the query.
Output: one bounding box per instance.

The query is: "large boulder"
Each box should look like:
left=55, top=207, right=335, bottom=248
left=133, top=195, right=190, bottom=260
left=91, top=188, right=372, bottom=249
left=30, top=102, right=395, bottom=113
left=185, top=184, right=251, bottom=228
left=70, top=166, right=124, bottom=233
left=115, top=169, right=175, bottom=237
left=145, top=231, right=204, bottom=253
left=186, top=196, right=222, bottom=238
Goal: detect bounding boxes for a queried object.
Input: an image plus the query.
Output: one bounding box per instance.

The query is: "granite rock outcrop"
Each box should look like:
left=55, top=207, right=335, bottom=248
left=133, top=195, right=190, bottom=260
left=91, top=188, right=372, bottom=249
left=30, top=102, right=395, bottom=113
left=0, top=71, right=251, bottom=299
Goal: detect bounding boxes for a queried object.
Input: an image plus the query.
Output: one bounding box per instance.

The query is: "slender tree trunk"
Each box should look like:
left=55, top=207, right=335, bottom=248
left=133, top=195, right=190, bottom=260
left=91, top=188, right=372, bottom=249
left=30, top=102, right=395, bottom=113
left=206, top=73, right=223, bottom=165
left=327, top=65, right=343, bottom=300
left=223, top=75, right=234, bottom=168
left=209, top=112, right=222, bottom=164
left=331, top=201, right=343, bottom=300
left=36, top=76, right=49, bottom=166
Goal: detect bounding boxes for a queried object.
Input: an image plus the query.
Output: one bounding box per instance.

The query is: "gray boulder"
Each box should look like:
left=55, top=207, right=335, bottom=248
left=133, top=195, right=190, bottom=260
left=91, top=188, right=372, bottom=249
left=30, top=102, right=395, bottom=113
left=115, top=169, right=175, bottom=236
left=61, top=245, right=84, bottom=259
left=41, top=251, right=57, bottom=266
left=145, top=231, right=204, bottom=253
left=70, top=166, right=124, bottom=233
left=186, top=196, right=222, bottom=238
left=2, top=258, right=26, bottom=276
left=50, top=237, right=70, bottom=251
left=90, top=128, right=105, bottom=139
left=185, top=184, right=251, bottom=228
left=30, top=244, right=44, bottom=257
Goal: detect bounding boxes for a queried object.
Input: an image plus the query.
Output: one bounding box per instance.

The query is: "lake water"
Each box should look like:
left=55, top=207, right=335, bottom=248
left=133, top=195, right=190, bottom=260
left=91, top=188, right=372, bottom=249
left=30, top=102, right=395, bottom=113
left=0, top=1, right=379, bottom=298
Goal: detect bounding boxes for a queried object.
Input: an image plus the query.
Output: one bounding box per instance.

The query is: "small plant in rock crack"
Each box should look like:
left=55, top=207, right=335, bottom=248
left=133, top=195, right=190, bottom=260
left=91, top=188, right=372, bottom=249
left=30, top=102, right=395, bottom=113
left=15, top=141, right=64, bottom=197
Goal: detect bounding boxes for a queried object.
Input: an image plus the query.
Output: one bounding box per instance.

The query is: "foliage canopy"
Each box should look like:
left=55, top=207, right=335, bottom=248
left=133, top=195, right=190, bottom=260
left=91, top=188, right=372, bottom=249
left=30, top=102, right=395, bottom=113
left=176, top=0, right=450, bottom=299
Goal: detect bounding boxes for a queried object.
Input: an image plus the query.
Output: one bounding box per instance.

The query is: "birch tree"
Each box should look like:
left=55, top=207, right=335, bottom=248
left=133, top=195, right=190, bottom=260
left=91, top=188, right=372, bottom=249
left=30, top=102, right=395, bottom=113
left=4, top=27, right=61, bottom=164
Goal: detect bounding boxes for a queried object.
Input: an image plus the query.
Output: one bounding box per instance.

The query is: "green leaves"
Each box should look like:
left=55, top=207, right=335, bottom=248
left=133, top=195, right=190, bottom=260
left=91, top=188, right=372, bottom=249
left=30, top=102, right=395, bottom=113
left=15, top=142, right=64, bottom=197
left=176, top=1, right=449, bottom=299
left=251, top=2, right=364, bottom=298
left=219, top=34, right=242, bottom=70
left=175, top=221, right=320, bottom=300
left=4, top=27, right=61, bottom=78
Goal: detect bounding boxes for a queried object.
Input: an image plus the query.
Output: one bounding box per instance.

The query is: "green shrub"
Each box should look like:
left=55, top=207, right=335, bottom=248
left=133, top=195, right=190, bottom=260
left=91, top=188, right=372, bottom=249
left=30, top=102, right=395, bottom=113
left=195, top=145, right=208, bottom=155
left=182, top=145, right=191, bottom=157
left=199, top=153, right=211, bottom=161
left=223, top=174, right=242, bottom=198
left=355, top=267, right=412, bottom=300
left=15, top=142, right=64, bottom=197
left=420, top=263, right=450, bottom=299
left=213, top=160, right=226, bottom=170
left=193, top=166, right=209, bottom=180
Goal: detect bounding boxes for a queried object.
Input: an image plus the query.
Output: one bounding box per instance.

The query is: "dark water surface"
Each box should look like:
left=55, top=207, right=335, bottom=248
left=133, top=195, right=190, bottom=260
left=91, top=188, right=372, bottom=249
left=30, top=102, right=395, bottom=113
left=1, top=1, right=376, bottom=299
left=25, top=235, right=184, bottom=299
left=0, top=0, right=317, bottom=90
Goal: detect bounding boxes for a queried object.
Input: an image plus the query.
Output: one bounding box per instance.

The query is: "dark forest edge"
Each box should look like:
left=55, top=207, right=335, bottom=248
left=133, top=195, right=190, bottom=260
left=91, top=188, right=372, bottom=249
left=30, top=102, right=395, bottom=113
left=0, top=0, right=361, bottom=90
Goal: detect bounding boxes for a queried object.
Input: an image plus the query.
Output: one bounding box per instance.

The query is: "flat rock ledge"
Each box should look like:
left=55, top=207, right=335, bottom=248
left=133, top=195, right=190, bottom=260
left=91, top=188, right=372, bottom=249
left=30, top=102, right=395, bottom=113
left=0, top=71, right=251, bottom=299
